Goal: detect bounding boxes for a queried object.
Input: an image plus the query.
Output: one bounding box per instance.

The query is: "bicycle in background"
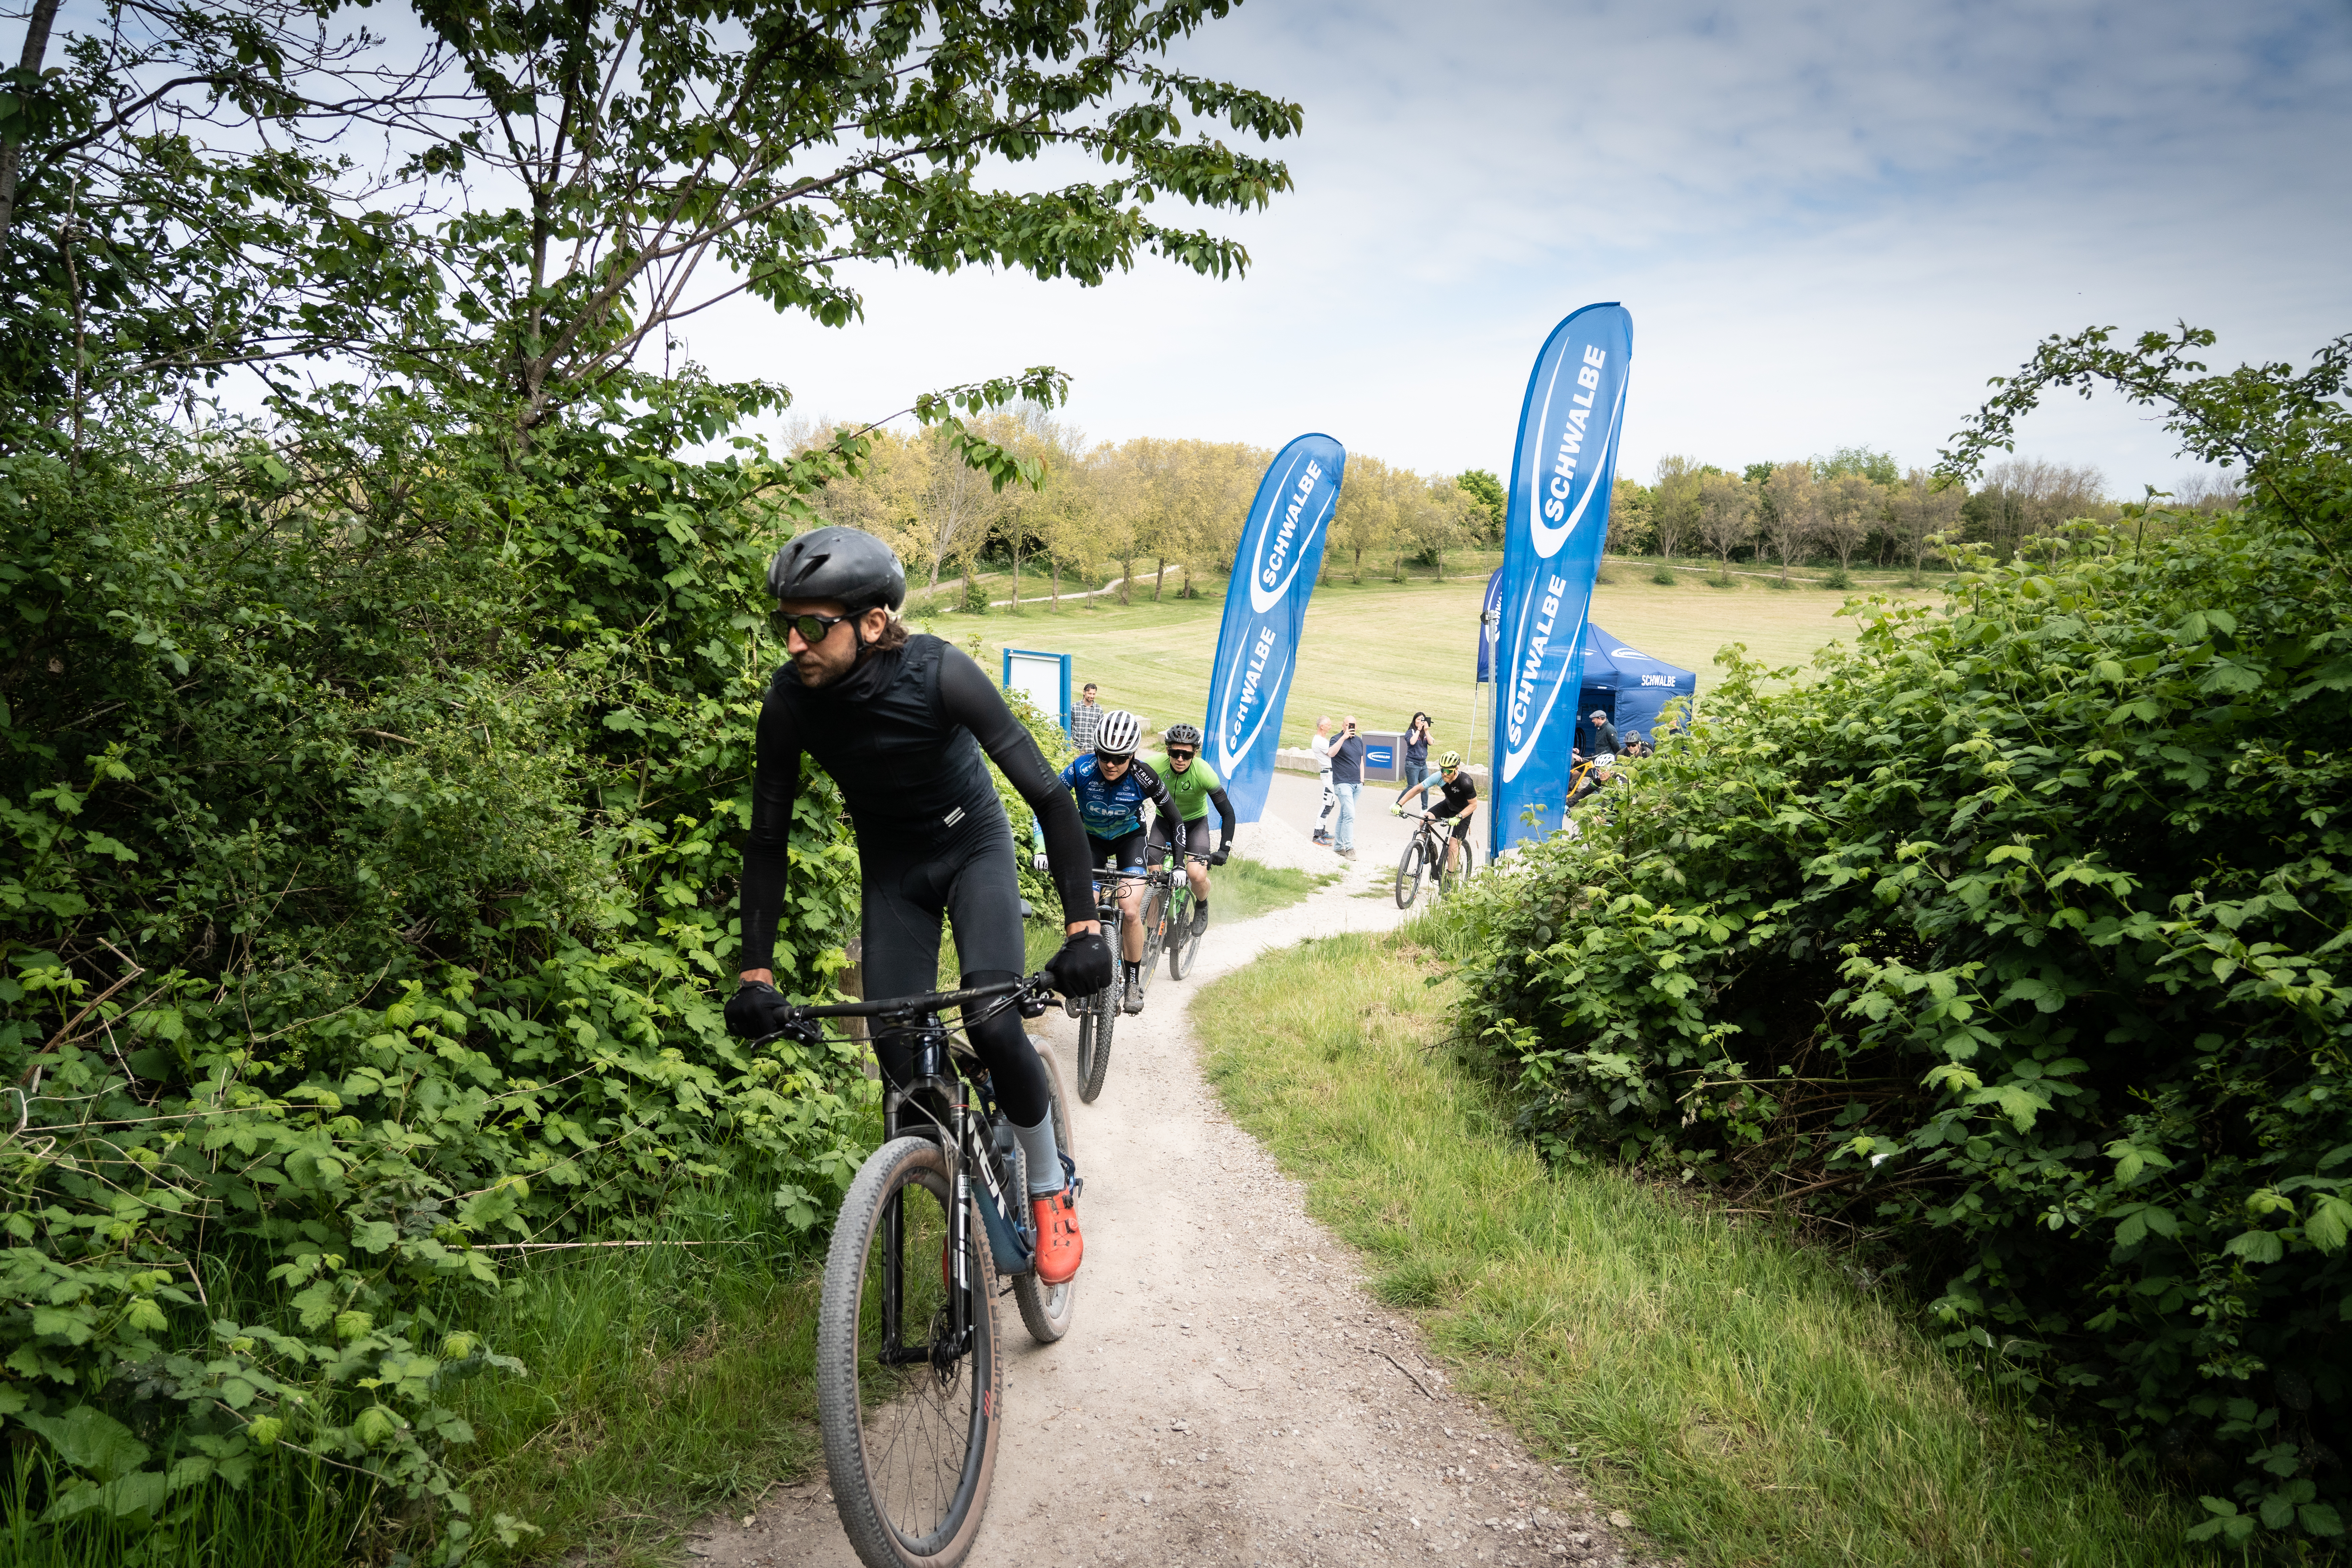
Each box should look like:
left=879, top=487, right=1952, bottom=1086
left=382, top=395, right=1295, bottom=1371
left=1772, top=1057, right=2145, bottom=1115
left=760, top=972, right=1077, bottom=1568
left=1068, top=864, right=1181, bottom=1101
left=1394, top=807, right=1479, bottom=908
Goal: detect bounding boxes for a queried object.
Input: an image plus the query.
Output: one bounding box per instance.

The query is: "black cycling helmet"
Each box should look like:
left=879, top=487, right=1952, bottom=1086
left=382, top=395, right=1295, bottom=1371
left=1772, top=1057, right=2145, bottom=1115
left=1164, top=722, right=1203, bottom=749
left=766, top=525, right=906, bottom=614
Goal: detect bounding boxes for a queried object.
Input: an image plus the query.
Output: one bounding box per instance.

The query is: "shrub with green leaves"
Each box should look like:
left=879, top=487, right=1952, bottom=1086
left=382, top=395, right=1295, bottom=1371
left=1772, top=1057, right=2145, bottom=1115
left=0, top=385, right=879, bottom=1555
left=1446, top=328, right=2351, bottom=1548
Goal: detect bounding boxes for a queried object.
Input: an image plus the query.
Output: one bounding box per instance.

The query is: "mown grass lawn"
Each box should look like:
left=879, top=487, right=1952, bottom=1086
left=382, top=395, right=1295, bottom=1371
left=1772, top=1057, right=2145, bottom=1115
left=1192, top=926, right=2204, bottom=1568
left=933, top=556, right=1945, bottom=753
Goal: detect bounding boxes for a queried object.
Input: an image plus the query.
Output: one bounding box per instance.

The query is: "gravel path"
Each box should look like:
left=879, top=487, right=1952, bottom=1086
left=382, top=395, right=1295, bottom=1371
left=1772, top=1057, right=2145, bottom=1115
left=686, top=803, right=1651, bottom=1568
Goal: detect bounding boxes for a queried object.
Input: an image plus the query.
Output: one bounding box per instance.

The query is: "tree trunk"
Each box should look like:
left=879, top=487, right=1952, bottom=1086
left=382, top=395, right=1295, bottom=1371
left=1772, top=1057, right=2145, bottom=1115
left=1180, top=559, right=1194, bottom=599
left=1010, top=542, right=1023, bottom=610
left=1352, top=545, right=1364, bottom=583
left=1433, top=550, right=1444, bottom=582
left=1153, top=556, right=1170, bottom=600
left=0, top=0, right=64, bottom=260
left=1050, top=558, right=1061, bottom=606
left=1118, top=550, right=1134, bottom=604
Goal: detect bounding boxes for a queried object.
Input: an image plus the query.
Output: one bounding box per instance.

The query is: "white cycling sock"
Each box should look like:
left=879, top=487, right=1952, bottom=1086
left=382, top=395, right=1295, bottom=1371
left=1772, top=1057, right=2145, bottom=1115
left=1013, top=1111, right=1064, bottom=1198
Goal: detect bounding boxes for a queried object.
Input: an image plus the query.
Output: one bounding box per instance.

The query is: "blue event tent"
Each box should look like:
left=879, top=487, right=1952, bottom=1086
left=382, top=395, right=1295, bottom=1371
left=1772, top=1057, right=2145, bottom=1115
left=1477, top=570, right=1696, bottom=749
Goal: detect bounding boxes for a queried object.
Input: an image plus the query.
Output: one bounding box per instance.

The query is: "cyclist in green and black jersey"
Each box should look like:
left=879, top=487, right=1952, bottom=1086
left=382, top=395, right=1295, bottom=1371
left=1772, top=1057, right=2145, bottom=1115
left=1141, top=723, right=1236, bottom=937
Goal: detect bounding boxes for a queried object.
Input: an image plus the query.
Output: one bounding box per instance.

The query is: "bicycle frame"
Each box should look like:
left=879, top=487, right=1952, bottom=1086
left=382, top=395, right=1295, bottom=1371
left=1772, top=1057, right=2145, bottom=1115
left=766, top=976, right=1049, bottom=1368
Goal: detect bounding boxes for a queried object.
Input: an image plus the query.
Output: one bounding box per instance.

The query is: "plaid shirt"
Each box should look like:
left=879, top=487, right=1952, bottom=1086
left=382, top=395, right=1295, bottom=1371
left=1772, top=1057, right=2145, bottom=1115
left=1070, top=700, right=1102, bottom=754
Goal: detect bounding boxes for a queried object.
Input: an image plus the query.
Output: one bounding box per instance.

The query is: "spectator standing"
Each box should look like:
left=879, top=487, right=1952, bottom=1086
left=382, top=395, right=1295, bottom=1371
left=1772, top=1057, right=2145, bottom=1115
left=1310, top=715, right=1336, bottom=845
left=1402, top=712, right=1434, bottom=787
left=1070, top=682, right=1103, bottom=753
left=1329, top=715, right=1366, bottom=859
left=1587, top=708, right=1619, bottom=757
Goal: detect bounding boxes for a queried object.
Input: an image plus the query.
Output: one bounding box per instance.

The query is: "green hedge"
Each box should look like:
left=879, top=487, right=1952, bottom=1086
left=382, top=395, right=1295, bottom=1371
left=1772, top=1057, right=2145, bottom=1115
left=1447, top=336, right=2351, bottom=1550
left=0, top=388, right=872, bottom=1555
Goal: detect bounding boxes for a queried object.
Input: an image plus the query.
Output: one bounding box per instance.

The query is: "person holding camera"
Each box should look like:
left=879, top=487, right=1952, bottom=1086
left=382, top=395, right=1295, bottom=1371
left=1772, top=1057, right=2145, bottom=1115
left=1328, top=714, right=1366, bottom=859
left=1402, top=711, right=1434, bottom=787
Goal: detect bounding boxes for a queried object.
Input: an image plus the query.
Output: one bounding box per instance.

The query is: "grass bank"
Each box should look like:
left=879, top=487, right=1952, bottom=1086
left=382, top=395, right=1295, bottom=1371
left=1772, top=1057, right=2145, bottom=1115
left=1192, top=927, right=2203, bottom=1568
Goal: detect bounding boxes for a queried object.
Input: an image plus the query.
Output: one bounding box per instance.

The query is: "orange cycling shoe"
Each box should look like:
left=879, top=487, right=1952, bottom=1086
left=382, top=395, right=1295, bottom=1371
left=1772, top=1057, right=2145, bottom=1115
left=1030, top=1189, right=1083, bottom=1285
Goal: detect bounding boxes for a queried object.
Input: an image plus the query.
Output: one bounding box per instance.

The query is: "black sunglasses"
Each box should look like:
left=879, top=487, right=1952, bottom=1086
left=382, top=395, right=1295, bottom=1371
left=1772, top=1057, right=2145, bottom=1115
left=770, top=608, right=856, bottom=643
left=1166, top=748, right=1195, bottom=761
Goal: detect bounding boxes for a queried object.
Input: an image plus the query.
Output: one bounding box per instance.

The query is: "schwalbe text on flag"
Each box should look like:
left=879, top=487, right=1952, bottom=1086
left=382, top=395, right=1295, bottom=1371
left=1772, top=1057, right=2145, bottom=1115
left=1488, top=304, right=1633, bottom=856
left=1203, top=433, right=1346, bottom=823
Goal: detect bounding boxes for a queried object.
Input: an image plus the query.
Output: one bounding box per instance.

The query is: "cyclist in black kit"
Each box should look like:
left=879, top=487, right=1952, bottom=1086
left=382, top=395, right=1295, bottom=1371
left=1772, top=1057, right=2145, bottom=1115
left=724, top=526, right=1111, bottom=1285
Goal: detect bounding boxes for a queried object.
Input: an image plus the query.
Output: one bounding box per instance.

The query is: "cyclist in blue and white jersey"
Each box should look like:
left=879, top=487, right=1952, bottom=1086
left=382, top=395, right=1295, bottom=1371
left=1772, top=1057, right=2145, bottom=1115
left=1060, top=709, right=1185, bottom=1012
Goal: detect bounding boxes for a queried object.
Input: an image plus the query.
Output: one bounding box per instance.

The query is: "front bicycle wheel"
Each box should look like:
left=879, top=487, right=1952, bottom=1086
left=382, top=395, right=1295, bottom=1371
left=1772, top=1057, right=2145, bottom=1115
left=1008, top=1042, right=1078, bottom=1344
left=1394, top=835, right=1426, bottom=909
left=817, top=1137, right=1002, bottom=1568
left=1074, top=988, right=1114, bottom=1104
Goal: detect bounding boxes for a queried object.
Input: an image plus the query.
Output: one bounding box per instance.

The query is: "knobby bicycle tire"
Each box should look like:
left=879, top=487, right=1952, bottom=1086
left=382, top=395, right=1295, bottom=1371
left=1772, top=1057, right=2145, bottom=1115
left=1439, top=834, right=1479, bottom=897
left=1394, top=835, right=1427, bottom=909
left=816, top=1137, right=1001, bottom=1568
left=1008, top=1041, right=1078, bottom=1344
left=1075, top=989, right=1114, bottom=1103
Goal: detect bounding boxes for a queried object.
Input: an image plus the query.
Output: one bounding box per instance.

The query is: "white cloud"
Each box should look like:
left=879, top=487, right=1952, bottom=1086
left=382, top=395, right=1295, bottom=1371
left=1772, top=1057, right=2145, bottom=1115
left=693, top=0, right=2352, bottom=493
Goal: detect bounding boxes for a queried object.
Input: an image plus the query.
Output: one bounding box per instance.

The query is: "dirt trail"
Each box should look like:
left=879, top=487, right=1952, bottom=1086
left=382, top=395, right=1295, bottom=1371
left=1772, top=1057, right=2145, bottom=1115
left=687, top=805, right=1651, bottom=1568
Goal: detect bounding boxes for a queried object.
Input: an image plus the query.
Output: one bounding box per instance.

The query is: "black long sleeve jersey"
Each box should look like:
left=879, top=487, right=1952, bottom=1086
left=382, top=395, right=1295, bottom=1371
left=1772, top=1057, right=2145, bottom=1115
left=738, top=634, right=1093, bottom=973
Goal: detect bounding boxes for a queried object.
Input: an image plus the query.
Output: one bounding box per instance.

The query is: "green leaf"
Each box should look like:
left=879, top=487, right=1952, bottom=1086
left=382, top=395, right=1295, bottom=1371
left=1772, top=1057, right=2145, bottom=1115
left=2300, top=1502, right=2345, bottom=1537
left=2306, top=1195, right=2352, bottom=1254
left=2224, top=1229, right=2285, bottom=1265
left=18, top=1407, right=151, bottom=1483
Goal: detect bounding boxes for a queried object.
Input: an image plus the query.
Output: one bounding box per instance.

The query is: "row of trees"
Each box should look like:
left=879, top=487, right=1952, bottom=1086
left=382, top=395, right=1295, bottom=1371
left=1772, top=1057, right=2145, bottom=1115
left=821, top=424, right=2230, bottom=603
left=802, top=412, right=1491, bottom=606
left=1609, top=448, right=2238, bottom=580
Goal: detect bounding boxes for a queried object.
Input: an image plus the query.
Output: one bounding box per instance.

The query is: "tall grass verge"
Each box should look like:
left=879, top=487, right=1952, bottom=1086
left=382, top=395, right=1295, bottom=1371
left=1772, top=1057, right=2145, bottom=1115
left=1192, top=926, right=2205, bottom=1568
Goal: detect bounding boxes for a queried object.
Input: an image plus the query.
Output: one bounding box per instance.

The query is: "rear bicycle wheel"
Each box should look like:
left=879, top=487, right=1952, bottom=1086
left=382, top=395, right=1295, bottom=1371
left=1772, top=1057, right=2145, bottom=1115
left=1439, top=833, right=1478, bottom=896
left=1074, top=988, right=1114, bottom=1103
left=1008, top=1042, right=1078, bottom=1344
left=817, top=1137, right=1001, bottom=1568
left=1394, top=835, right=1426, bottom=909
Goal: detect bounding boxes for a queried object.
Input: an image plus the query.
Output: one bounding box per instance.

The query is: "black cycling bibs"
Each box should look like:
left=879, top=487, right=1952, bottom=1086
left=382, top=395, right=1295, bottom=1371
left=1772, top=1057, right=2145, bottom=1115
left=738, top=634, right=1095, bottom=973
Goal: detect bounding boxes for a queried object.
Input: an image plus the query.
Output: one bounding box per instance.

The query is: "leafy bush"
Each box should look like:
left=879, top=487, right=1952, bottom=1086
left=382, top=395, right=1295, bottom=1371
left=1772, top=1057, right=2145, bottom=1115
left=1446, top=329, right=2352, bottom=1548
left=0, top=388, right=873, bottom=1555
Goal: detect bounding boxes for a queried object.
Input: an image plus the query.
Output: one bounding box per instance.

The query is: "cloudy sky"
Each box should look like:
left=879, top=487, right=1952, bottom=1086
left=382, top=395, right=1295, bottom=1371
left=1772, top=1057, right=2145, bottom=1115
left=697, top=0, right=2352, bottom=495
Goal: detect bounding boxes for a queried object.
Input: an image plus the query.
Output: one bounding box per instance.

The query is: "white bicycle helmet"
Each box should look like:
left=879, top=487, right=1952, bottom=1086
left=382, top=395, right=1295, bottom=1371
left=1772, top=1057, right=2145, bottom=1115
left=1094, top=708, right=1142, bottom=758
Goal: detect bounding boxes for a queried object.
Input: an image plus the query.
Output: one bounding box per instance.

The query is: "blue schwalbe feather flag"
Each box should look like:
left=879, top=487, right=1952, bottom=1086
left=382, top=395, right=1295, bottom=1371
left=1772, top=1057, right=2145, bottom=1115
left=1489, top=304, right=1634, bottom=856
left=1203, top=433, right=1347, bottom=823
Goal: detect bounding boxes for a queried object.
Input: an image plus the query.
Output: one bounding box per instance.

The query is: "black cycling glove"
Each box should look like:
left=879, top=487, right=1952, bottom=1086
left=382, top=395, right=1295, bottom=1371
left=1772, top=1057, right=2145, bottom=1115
left=1044, top=931, right=1114, bottom=997
left=1209, top=845, right=1230, bottom=867
left=725, top=980, right=796, bottom=1040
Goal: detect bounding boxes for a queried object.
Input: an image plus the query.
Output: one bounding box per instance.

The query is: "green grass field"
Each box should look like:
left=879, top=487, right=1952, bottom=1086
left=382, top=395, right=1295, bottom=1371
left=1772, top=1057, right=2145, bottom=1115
left=936, top=556, right=1943, bottom=753
left=1192, top=927, right=2202, bottom=1568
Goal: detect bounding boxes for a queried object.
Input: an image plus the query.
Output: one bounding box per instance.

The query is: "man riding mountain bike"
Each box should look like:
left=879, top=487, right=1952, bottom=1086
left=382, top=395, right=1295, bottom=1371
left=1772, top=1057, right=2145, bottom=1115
left=1143, top=722, right=1236, bottom=938
left=723, top=525, right=1113, bottom=1287
left=1059, top=709, right=1185, bottom=1015
left=1393, top=749, right=1479, bottom=879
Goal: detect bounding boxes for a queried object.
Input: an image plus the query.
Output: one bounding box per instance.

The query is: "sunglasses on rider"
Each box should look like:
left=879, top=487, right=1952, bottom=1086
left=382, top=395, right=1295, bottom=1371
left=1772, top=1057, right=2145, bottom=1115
left=770, top=608, right=856, bottom=643
left=1166, top=748, right=1195, bottom=761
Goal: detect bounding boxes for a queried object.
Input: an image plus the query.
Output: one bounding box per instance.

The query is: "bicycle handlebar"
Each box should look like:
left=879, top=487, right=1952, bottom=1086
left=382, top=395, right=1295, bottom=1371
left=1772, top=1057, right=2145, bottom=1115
left=790, top=971, right=1050, bottom=1021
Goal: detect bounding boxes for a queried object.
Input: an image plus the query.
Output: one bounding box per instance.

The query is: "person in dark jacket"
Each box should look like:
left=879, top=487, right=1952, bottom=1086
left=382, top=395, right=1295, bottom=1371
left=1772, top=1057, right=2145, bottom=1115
left=1588, top=708, right=1619, bottom=757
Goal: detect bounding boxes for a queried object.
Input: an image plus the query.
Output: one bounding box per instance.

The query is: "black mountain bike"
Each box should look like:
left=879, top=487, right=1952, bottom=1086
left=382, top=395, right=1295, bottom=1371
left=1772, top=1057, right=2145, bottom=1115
left=761, top=973, right=1077, bottom=1568
left=1071, top=866, right=1173, bottom=1102
left=1394, top=807, right=1479, bottom=909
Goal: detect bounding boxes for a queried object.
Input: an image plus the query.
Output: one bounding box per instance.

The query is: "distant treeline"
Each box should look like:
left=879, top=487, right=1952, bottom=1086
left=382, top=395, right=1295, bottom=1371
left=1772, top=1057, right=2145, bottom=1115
left=812, top=419, right=2244, bottom=603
